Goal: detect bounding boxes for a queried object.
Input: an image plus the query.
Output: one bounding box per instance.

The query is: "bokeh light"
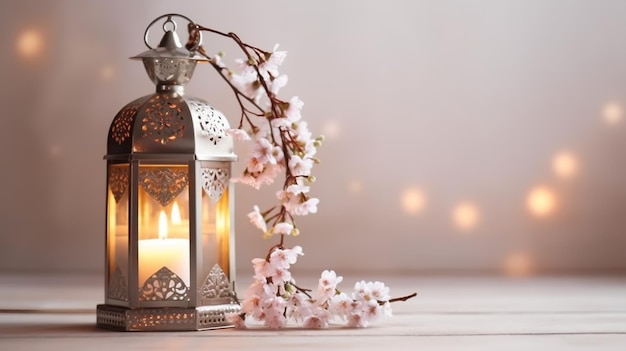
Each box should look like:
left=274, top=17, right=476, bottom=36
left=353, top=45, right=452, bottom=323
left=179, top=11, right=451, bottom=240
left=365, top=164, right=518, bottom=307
left=49, top=145, right=62, bottom=158
left=552, top=151, right=579, bottom=179
left=100, top=65, right=115, bottom=80
left=322, top=120, right=341, bottom=139
left=527, top=186, right=557, bottom=217
left=603, top=102, right=623, bottom=125
left=401, top=187, right=426, bottom=215
left=17, top=29, right=44, bottom=59
left=453, top=202, right=480, bottom=231
left=347, top=179, right=363, bottom=194
left=503, top=252, right=534, bottom=277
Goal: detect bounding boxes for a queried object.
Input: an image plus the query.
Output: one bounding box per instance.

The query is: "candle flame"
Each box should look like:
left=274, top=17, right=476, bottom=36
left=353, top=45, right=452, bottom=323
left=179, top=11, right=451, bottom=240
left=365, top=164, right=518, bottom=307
left=158, top=210, right=168, bottom=239
left=171, top=201, right=181, bottom=225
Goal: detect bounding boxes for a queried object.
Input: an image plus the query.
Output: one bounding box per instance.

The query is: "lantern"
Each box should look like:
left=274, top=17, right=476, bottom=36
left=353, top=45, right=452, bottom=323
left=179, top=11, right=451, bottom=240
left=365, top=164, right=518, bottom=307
left=97, top=14, right=239, bottom=331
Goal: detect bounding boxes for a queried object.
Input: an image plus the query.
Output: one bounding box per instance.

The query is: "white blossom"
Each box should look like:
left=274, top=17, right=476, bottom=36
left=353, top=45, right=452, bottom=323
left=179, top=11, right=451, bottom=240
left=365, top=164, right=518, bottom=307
left=328, top=292, right=353, bottom=320
left=259, top=44, right=287, bottom=78
left=269, top=74, right=288, bottom=95
left=288, top=155, right=313, bottom=177
left=247, top=205, right=267, bottom=233
left=226, top=128, right=251, bottom=141
left=288, top=197, right=319, bottom=216
left=269, top=246, right=303, bottom=269
left=285, top=96, right=304, bottom=122
left=272, top=222, right=294, bottom=236
left=315, top=270, right=343, bottom=304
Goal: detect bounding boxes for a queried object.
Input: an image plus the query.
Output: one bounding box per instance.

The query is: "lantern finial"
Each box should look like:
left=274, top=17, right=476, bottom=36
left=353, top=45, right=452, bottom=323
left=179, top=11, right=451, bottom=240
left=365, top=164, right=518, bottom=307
left=131, top=14, right=208, bottom=90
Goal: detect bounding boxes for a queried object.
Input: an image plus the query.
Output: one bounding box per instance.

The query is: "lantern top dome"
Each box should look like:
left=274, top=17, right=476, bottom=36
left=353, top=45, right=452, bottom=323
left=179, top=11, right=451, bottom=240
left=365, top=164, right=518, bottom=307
left=105, top=14, right=236, bottom=162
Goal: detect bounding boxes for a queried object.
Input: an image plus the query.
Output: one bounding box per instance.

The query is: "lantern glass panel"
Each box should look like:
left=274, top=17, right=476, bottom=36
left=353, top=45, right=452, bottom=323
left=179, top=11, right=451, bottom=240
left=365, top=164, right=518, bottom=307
left=200, top=186, right=231, bottom=280
left=106, top=163, right=129, bottom=303
left=137, top=163, right=191, bottom=289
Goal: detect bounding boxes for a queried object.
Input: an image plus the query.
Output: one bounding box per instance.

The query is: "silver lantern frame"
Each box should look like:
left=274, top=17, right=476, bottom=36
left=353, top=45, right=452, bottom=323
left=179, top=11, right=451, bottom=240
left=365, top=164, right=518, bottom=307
left=97, top=14, right=240, bottom=331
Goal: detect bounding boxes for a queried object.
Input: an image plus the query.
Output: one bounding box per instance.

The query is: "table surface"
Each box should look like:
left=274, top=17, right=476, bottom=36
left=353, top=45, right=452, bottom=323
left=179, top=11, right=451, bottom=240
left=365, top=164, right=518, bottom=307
left=1, top=273, right=625, bottom=350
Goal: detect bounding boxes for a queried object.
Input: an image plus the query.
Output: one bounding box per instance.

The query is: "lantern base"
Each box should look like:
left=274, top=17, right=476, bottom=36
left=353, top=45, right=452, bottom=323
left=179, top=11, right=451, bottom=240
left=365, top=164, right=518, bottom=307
left=96, top=303, right=241, bottom=331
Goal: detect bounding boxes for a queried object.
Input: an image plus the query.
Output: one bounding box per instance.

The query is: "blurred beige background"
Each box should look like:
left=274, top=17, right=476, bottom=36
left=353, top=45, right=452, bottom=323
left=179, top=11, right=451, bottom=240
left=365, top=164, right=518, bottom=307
left=1, top=0, right=625, bottom=276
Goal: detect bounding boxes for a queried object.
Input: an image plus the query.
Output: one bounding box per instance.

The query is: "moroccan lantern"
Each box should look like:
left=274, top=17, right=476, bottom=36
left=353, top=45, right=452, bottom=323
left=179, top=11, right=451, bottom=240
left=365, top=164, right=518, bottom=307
left=96, top=14, right=239, bottom=331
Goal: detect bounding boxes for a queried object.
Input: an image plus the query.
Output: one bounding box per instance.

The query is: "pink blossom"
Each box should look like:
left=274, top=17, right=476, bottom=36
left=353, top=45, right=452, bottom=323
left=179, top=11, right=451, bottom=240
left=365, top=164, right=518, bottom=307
left=271, top=117, right=290, bottom=129
left=246, top=157, right=264, bottom=173
left=328, top=292, right=353, bottom=319
left=262, top=297, right=287, bottom=329
left=286, top=292, right=313, bottom=323
left=247, top=205, right=267, bottom=233
left=229, top=72, right=262, bottom=102
left=276, top=183, right=309, bottom=201
left=316, top=270, right=343, bottom=304
left=251, top=137, right=277, bottom=165
left=265, top=264, right=292, bottom=286
left=303, top=313, right=328, bottom=329
left=288, top=197, right=319, bottom=216
left=303, top=139, right=317, bottom=158
left=273, top=222, right=294, bottom=236
left=288, top=155, right=313, bottom=177
left=226, top=128, right=251, bottom=141
left=269, top=246, right=303, bottom=269
left=259, top=44, right=287, bottom=78
left=232, top=173, right=263, bottom=189
left=269, top=74, right=288, bottom=95
left=347, top=313, right=368, bottom=328
left=252, top=258, right=269, bottom=282
left=285, top=96, right=304, bottom=122
left=294, top=121, right=312, bottom=143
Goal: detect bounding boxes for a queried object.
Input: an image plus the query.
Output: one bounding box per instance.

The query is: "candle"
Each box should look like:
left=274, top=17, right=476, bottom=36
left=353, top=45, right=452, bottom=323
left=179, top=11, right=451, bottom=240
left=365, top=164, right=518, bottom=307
left=138, top=210, right=190, bottom=287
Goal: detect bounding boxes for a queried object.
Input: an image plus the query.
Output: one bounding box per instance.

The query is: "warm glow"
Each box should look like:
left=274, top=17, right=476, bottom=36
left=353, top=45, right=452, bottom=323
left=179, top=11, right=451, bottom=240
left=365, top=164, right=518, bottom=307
left=49, top=144, right=61, bottom=157
left=527, top=186, right=557, bottom=217
left=503, top=252, right=534, bottom=277
left=603, top=102, right=623, bottom=125
left=100, top=65, right=115, bottom=80
left=401, top=187, right=426, bottom=215
left=171, top=202, right=181, bottom=225
left=552, top=151, right=579, bottom=179
left=17, top=29, right=44, bottom=59
left=453, top=202, right=480, bottom=231
left=158, top=210, right=168, bottom=239
left=348, top=179, right=363, bottom=193
left=322, top=120, right=341, bottom=139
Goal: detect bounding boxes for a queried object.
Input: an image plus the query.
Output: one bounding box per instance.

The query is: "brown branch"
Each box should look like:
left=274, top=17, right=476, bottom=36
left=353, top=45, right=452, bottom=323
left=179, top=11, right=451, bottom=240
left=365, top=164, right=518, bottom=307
left=387, top=292, right=417, bottom=304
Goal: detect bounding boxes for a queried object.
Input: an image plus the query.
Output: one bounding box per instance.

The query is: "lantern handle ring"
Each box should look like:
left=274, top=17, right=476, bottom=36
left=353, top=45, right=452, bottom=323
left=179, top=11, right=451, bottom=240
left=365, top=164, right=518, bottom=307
left=143, top=13, right=202, bottom=52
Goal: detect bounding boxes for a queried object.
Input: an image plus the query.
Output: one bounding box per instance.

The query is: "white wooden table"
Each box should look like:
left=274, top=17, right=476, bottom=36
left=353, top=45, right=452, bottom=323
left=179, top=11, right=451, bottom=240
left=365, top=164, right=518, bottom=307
left=1, top=274, right=625, bottom=350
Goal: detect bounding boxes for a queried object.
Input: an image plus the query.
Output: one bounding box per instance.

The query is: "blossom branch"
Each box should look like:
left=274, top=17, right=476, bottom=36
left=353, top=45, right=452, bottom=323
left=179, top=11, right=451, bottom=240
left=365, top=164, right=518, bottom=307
left=186, top=22, right=415, bottom=329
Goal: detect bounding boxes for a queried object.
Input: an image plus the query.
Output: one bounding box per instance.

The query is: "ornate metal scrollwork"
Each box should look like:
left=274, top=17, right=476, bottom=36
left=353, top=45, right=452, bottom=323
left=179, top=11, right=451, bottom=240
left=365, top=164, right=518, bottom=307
left=201, top=167, right=229, bottom=202
left=111, top=97, right=149, bottom=145
left=154, top=58, right=195, bottom=82
left=199, top=264, right=236, bottom=304
left=108, top=166, right=129, bottom=203
left=108, top=266, right=128, bottom=301
left=139, top=167, right=188, bottom=206
left=189, top=99, right=226, bottom=145
left=142, top=95, right=185, bottom=144
left=139, top=267, right=190, bottom=301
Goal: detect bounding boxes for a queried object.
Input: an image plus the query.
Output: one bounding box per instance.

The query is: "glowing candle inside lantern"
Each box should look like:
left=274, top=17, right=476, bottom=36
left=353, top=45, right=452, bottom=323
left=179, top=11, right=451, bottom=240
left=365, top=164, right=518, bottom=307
left=138, top=210, right=190, bottom=287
